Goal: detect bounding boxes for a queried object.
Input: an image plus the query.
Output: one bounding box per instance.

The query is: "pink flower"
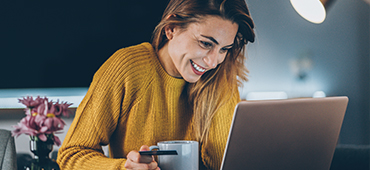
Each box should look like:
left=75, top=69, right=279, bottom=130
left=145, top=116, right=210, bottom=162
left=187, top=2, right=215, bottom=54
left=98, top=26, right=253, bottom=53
left=37, top=133, right=48, bottom=141
left=42, top=116, right=65, bottom=133
left=53, top=135, right=61, bottom=146
left=53, top=101, right=73, bottom=117
left=18, top=96, right=45, bottom=109
left=12, top=114, right=45, bottom=137
left=13, top=96, right=73, bottom=146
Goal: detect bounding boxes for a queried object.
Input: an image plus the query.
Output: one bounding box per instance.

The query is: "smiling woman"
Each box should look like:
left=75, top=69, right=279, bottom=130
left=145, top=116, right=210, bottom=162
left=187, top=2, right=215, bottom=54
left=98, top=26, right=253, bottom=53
left=56, top=0, right=255, bottom=170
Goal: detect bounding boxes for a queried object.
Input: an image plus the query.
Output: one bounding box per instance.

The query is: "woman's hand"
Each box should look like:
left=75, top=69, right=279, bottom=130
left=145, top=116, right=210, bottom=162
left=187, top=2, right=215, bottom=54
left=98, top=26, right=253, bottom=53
left=124, top=145, right=160, bottom=170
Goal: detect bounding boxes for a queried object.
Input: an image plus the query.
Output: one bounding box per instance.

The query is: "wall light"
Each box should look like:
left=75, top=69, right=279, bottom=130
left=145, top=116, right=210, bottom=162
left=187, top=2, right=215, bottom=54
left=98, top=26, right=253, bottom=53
left=246, top=91, right=288, bottom=101
left=313, top=91, right=326, bottom=98
left=290, top=0, right=335, bottom=24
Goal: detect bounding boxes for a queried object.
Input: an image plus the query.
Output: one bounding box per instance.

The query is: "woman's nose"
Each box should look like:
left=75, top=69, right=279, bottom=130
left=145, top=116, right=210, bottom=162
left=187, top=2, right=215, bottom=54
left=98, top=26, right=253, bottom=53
left=203, top=51, right=218, bottom=69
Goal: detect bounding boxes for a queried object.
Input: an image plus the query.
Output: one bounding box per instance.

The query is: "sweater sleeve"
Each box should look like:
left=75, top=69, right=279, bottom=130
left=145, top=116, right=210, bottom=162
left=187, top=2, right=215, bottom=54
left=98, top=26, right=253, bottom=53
left=56, top=49, right=130, bottom=170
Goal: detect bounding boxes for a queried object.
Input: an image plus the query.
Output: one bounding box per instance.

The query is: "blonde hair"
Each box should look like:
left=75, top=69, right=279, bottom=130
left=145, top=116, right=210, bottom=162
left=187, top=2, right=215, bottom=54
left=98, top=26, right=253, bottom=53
left=151, top=0, right=255, bottom=144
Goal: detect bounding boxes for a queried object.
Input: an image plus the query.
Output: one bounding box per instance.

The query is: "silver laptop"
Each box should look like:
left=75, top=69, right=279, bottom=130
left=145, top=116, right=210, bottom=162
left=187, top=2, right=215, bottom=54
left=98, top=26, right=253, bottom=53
left=220, top=96, right=348, bottom=170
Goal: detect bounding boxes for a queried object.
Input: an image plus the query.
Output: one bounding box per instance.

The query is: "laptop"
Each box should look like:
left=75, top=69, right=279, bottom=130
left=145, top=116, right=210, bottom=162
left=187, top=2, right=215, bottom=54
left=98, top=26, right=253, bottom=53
left=220, top=96, right=349, bottom=170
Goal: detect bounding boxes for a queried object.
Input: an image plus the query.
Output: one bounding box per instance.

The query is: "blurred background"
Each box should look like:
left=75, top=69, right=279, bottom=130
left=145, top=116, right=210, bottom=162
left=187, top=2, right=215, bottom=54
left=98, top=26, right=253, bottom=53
left=243, top=0, right=370, bottom=145
left=0, top=0, right=369, bottom=156
left=0, top=0, right=168, bottom=88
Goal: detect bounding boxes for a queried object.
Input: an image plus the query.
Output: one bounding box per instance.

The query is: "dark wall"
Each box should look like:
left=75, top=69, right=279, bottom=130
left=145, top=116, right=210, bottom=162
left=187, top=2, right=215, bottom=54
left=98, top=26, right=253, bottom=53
left=0, top=0, right=168, bottom=88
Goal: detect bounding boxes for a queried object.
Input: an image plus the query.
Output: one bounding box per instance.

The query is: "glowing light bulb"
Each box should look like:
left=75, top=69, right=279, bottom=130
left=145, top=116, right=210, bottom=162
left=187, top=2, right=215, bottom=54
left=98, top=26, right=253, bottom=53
left=290, top=0, right=326, bottom=24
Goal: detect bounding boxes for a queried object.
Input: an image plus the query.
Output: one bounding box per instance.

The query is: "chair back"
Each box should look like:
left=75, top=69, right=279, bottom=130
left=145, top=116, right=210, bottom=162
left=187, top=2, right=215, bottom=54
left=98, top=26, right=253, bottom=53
left=0, top=129, right=17, bottom=170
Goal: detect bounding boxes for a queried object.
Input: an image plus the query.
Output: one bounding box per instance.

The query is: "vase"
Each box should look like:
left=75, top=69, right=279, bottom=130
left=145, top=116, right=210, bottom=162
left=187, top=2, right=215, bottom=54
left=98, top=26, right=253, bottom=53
left=24, top=137, right=60, bottom=170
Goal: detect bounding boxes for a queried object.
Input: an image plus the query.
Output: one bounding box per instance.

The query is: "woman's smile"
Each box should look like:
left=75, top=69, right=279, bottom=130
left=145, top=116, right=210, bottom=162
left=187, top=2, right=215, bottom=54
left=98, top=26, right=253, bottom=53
left=190, top=60, right=206, bottom=75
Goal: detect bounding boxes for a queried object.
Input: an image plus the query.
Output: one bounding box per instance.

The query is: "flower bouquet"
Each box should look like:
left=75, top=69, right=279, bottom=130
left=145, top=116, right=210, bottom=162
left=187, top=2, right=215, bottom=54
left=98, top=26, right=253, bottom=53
left=12, top=96, right=73, bottom=146
left=12, top=96, right=73, bottom=170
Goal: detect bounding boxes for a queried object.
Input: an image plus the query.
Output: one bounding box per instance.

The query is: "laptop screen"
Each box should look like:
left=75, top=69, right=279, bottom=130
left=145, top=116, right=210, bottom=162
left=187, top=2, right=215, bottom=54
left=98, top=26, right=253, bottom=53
left=220, top=96, right=348, bottom=170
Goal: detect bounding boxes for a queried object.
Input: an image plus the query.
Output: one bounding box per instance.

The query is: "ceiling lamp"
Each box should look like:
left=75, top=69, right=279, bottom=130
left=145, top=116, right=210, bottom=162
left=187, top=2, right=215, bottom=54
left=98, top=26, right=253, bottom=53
left=290, top=0, right=335, bottom=24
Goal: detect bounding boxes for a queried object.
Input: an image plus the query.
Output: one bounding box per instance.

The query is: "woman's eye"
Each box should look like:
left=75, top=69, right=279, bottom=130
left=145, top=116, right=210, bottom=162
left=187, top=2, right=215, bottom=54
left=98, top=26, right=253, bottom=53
left=220, top=47, right=231, bottom=54
left=199, top=41, right=213, bottom=49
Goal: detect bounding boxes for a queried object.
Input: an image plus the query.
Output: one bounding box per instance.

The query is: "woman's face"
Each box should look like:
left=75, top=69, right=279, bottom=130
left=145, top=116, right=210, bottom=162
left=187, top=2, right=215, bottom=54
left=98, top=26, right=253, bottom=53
left=158, top=15, right=239, bottom=83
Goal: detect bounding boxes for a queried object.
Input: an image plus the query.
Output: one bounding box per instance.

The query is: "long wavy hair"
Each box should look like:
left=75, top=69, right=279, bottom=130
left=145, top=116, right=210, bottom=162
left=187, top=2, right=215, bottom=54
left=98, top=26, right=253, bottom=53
left=151, top=0, right=255, bottom=144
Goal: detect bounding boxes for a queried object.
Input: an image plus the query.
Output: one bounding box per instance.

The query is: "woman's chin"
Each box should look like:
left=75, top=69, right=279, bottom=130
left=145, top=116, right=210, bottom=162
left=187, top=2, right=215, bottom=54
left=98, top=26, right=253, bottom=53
left=183, top=76, right=201, bottom=83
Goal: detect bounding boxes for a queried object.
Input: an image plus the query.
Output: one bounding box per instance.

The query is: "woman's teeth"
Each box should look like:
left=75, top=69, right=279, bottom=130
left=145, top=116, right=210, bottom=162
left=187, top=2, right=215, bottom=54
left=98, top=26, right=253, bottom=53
left=191, top=61, right=205, bottom=72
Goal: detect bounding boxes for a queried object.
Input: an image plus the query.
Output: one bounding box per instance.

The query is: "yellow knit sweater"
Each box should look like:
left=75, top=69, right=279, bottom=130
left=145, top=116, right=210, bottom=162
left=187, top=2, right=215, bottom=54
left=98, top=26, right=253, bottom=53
left=57, top=42, right=240, bottom=170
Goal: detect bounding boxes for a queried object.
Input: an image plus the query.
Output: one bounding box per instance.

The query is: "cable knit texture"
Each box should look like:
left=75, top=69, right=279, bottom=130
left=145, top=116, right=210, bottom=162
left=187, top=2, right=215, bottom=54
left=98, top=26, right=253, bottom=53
left=56, top=42, right=240, bottom=170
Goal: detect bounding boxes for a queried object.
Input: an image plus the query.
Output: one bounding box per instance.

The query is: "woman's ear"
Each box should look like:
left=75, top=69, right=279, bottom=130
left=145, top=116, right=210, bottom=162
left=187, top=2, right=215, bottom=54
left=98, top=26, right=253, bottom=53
left=164, top=14, right=179, bottom=40
left=164, top=25, right=175, bottom=40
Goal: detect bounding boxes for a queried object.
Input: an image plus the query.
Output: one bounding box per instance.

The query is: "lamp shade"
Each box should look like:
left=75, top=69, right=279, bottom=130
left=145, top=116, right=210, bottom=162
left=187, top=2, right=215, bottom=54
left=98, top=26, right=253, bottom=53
left=290, top=0, right=334, bottom=24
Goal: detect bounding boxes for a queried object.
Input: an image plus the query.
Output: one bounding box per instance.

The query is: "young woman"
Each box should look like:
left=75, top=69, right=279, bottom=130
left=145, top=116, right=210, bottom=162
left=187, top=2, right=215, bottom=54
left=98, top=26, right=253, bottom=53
left=57, top=0, right=255, bottom=169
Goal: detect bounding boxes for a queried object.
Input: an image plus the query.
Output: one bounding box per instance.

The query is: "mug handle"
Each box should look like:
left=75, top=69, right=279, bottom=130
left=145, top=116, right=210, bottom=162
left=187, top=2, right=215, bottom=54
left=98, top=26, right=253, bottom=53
left=149, top=145, right=159, bottom=151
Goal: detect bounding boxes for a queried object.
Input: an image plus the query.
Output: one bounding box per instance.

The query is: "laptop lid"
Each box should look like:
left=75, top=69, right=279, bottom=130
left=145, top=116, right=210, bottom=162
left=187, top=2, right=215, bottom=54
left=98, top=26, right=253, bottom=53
left=220, top=96, right=348, bottom=170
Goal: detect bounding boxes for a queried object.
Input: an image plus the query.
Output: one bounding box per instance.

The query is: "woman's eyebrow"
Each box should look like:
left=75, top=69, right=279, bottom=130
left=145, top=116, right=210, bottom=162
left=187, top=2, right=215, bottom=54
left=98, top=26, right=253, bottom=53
left=201, top=35, right=219, bottom=45
left=200, top=34, right=234, bottom=47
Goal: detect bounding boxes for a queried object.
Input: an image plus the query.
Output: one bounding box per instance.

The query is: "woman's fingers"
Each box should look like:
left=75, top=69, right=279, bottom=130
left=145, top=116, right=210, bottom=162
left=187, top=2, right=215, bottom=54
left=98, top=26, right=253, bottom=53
left=140, top=145, right=150, bottom=151
left=138, top=145, right=153, bottom=163
left=124, top=145, right=159, bottom=170
left=125, top=158, right=158, bottom=170
left=139, top=155, right=153, bottom=164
